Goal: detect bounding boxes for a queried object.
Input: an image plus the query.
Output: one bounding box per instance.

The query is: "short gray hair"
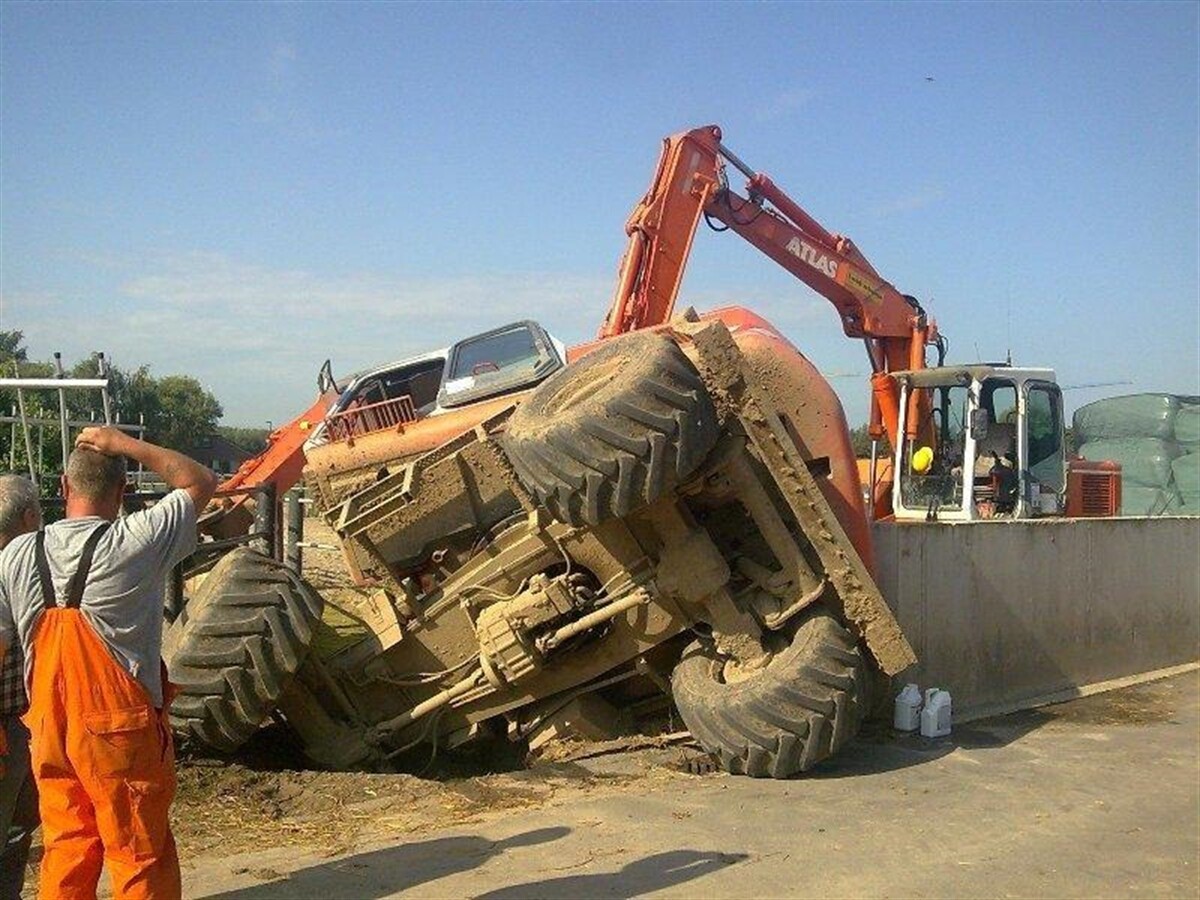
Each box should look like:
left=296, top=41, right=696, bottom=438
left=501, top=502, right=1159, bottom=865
left=66, top=447, right=127, bottom=501
left=0, top=474, right=41, bottom=542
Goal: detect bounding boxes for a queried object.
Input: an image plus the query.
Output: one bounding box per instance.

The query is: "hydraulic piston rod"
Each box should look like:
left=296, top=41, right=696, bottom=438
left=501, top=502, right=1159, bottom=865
left=536, top=589, right=650, bottom=653
left=368, top=668, right=484, bottom=744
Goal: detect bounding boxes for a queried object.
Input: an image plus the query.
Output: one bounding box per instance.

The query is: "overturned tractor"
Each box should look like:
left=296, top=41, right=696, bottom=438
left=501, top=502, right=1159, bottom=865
left=163, top=316, right=914, bottom=777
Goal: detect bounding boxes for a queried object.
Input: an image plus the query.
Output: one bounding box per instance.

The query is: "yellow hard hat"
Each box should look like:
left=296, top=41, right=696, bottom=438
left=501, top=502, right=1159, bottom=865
left=912, top=446, right=934, bottom=473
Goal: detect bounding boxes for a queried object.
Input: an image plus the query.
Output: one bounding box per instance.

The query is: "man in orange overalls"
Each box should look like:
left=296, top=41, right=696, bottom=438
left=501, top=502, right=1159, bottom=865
left=0, top=427, right=216, bottom=899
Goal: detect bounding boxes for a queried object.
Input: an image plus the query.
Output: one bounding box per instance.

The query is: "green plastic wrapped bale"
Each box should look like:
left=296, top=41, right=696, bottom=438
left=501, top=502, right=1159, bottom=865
left=1171, top=452, right=1200, bottom=496
left=1078, top=438, right=1182, bottom=488
left=1120, top=484, right=1183, bottom=517
left=1176, top=402, right=1200, bottom=446
left=1073, top=394, right=1180, bottom=443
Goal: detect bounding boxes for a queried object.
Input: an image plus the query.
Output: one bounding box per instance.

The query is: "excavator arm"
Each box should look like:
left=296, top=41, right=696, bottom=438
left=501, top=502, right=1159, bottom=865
left=600, top=125, right=944, bottom=511
left=199, top=390, right=336, bottom=540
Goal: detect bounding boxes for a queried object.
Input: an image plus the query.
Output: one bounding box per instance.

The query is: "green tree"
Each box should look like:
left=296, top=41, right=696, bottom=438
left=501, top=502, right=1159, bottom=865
left=66, top=359, right=221, bottom=451
left=153, top=375, right=223, bottom=452
left=848, top=422, right=892, bottom=458
left=67, top=355, right=161, bottom=432
left=0, top=330, right=29, bottom=365
left=216, top=426, right=270, bottom=454
left=2, top=341, right=225, bottom=469
left=0, top=331, right=52, bottom=379
left=848, top=423, right=871, bottom=457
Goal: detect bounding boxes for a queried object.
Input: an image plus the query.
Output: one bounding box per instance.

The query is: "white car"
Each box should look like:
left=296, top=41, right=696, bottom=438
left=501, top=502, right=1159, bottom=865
left=304, top=320, right=567, bottom=450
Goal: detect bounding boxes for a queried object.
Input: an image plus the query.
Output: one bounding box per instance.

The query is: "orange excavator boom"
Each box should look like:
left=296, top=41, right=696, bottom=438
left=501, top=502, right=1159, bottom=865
left=599, top=124, right=946, bottom=514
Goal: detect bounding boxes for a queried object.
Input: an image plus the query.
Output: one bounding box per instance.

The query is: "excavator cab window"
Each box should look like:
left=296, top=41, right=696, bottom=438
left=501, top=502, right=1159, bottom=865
left=344, top=359, right=446, bottom=416
left=900, top=383, right=968, bottom=515
left=973, top=380, right=1019, bottom=517
left=306, top=354, right=449, bottom=448
left=1026, top=381, right=1066, bottom=509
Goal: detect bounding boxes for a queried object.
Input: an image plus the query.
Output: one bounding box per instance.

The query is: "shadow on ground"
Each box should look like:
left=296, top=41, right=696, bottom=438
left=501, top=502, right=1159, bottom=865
left=473, top=849, right=749, bottom=900
left=196, top=827, right=569, bottom=900
left=803, top=707, right=1052, bottom=780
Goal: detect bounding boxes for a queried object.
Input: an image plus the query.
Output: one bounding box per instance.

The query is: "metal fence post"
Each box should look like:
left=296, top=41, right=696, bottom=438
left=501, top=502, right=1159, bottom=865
left=285, top=488, right=304, bottom=574
left=163, top=562, right=185, bottom=624
left=254, top=482, right=277, bottom=558
left=53, top=352, right=69, bottom=468
left=14, top=370, right=36, bottom=484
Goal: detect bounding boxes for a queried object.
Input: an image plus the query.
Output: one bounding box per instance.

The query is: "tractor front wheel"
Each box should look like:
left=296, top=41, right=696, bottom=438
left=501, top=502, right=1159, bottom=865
left=671, top=605, right=871, bottom=778
left=163, top=548, right=323, bottom=753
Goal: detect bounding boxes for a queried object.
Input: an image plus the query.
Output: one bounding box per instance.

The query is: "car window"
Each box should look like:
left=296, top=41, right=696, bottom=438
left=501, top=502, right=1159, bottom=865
left=448, top=326, right=540, bottom=380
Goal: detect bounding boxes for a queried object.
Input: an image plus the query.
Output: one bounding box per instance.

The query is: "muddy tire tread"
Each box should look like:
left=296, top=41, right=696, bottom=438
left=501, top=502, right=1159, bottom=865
left=671, top=608, right=870, bottom=778
left=163, top=548, right=323, bottom=754
left=504, top=331, right=719, bottom=527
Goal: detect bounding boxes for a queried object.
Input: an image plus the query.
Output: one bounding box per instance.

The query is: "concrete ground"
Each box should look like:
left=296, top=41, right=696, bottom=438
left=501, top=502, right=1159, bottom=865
left=186, top=671, right=1199, bottom=899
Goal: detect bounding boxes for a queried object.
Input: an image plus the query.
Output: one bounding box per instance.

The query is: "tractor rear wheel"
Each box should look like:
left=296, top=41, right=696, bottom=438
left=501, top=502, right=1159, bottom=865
left=504, top=330, right=719, bottom=526
left=671, top=605, right=871, bottom=778
left=163, top=548, right=324, bottom=753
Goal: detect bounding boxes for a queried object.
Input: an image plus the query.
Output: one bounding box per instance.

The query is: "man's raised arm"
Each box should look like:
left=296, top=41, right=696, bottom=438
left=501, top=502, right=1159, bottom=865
left=75, top=426, right=219, bottom=509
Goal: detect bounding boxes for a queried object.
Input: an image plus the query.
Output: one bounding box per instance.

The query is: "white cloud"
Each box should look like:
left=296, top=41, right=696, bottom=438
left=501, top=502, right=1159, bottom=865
left=4, top=247, right=859, bottom=424
left=116, top=251, right=610, bottom=326
left=2, top=252, right=613, bottom=423
left=871, top=186, right=945, bottom=218
left=753, top=88, right=818, bottom=122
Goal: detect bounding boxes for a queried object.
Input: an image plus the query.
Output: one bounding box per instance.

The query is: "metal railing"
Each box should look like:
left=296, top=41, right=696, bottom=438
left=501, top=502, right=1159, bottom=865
left=284, top=488, right=339, bottom=574
left=0, top=353, right=125, bottom=483
left=324, top=395, right=418, bottom=443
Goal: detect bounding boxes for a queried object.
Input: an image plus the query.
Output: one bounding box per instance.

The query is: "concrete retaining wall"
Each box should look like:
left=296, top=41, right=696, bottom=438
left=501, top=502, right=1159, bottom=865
left=871, top=516, right=1200, bottom=719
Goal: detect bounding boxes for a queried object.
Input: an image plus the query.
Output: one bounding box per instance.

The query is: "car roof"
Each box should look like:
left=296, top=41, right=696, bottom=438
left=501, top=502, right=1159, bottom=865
left=339, top=347, right=450, bottom=391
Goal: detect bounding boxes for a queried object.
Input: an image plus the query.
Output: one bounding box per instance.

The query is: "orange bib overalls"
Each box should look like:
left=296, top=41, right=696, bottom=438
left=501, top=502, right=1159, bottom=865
left=25, top=525, right=180, bottom=899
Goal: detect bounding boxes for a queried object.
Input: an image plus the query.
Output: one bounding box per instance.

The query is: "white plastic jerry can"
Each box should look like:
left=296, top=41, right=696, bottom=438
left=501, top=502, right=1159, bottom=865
left=920, top=688, right=952, bottom=738
left=893, top=683, right=923, bottom=731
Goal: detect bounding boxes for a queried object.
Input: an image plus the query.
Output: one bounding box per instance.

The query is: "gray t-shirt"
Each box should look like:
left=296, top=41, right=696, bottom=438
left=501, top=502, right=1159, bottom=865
left=0, top=489, right=197, bottom=708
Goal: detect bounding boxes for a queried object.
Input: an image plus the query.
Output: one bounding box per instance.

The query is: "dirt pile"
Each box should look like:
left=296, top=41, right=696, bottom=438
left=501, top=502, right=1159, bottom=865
left=173, top=753, right=661, bottom=858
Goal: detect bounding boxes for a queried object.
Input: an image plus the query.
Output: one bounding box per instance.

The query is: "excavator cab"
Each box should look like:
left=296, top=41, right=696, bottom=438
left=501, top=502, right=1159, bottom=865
left=891, top=365, right=1067, bottom=521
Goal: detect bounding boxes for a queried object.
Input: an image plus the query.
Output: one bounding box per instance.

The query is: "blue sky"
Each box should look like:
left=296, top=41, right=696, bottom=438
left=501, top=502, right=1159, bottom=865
left=1, top=2, right=1197, bottom=427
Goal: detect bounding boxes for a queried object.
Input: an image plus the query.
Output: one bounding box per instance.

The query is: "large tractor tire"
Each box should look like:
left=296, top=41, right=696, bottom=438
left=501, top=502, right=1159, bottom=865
left=504, top=330, right=719, bottom=526
left=163, top=548, right=324, bottom=753
left=671, top=606, right=871, bottom=778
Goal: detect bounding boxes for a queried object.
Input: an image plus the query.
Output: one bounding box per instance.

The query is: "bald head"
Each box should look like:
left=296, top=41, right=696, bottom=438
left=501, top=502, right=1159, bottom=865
left=0, top=474, right=42, bottom=548
left=66, top=446, right=127, bottom=503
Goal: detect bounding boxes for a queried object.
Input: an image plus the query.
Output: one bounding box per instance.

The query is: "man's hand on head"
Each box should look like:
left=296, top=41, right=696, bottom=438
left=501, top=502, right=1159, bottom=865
left=75, top=426, right=131, bottom=458
left=78, top=427, right=218, bottom=508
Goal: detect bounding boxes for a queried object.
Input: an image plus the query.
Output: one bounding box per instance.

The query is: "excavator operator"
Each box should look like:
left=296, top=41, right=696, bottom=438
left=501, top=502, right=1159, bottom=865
left=0, top=427, right=216, bottom=899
